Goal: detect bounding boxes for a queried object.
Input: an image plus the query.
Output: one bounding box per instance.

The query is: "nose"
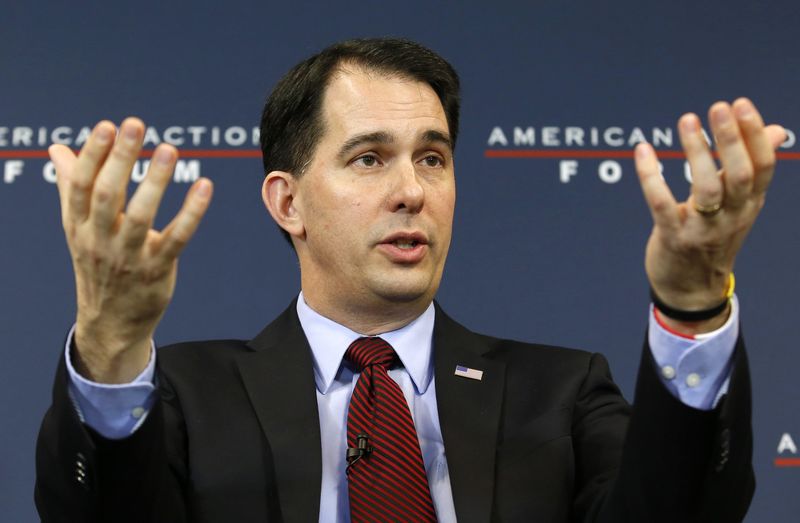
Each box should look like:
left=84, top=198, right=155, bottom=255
left=389, top=159, right=424, bottom=213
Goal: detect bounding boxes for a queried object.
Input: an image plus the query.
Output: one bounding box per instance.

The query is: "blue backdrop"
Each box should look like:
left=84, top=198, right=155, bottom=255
left=2, top=1, right=799, bottom=520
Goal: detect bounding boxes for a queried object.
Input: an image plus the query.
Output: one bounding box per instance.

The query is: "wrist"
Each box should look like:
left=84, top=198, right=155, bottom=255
left=73, top=326, right=152, bottom=383
left=648, top=265, right=732, bottom=310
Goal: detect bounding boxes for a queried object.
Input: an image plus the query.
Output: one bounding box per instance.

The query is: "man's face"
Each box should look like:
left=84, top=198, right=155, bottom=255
left=292, top=68, right=456, bottom=321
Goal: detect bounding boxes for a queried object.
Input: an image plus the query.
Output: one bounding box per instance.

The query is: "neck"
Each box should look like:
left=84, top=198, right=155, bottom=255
left=300, top=291, right=431, bottom=335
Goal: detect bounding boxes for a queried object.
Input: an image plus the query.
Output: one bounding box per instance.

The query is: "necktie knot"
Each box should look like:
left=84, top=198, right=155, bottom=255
left=345, top=337, right=397, bottom=372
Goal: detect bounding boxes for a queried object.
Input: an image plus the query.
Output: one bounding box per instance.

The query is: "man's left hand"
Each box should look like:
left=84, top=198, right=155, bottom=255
left=635, top=98, right=786, bottom=332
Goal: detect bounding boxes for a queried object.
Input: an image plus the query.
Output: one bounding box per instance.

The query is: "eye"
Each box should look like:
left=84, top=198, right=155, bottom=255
left=421, top=155, right=444, bottom=168
left=352, top=154, right=381, bottom=168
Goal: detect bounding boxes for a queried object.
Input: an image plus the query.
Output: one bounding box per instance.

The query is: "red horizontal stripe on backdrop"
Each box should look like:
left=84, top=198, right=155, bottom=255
left=0, top=150, right=51, bottom=158
left=774, top=457, right=800, bottom=467
left=0, top=149, right=262, bottom=159
left=484, top=149, right=800, bottom=160
left=170, top=149, right=262, bottom=158
left=487, top=149, right=647, bottom=159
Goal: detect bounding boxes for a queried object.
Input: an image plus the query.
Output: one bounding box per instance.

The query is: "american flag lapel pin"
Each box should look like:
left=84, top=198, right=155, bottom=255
left=454, top=365, right=483, bottom=381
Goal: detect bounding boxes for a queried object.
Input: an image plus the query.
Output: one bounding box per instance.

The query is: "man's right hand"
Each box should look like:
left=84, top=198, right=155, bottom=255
left=51, top=118, right=213, bottom=383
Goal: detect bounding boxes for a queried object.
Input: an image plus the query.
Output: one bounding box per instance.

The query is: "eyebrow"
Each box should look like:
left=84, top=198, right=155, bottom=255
left=420, top=130, right=453, bottom=153
left=336, top=129, right=454, bottom=160
left=337, top=131, right=393, bottom=160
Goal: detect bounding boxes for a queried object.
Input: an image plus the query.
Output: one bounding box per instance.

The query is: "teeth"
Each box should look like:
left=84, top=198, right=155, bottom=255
left=393, top=240, right=417, bottom=249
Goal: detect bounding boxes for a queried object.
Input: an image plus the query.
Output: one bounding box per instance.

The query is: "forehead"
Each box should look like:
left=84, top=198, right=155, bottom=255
left=320, top=68, right=449, bottom=142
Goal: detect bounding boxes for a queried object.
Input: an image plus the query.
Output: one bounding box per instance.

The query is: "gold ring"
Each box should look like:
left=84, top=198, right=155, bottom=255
left=693, top=201, right=723, bottom=217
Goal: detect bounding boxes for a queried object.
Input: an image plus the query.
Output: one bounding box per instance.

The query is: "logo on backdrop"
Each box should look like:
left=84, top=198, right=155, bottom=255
left=775, top=432, right=800, bottom=468
left=0, top=124, right=261, bottom=185
left=4, top=122, right=798, bottom=186
left=485, top=124, right=798, bottom=184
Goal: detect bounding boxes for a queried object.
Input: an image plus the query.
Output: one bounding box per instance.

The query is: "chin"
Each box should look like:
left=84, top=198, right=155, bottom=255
left=371, top=276, right=438, bottom=305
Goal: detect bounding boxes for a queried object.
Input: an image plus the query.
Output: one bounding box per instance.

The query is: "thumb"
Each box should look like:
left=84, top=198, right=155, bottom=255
left=49, top=144, right=77, bottom=214
left=766, top=124, right=788, bottom=150
left=49, top=144, right=77, bottom=177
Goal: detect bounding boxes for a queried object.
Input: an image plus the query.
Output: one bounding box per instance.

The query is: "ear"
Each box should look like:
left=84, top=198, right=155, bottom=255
left=262, top=171, right=305, bottom=240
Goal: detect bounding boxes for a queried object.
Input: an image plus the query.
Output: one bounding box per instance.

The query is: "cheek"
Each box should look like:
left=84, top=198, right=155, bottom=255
left=320, top=197, right=368, bottom=241
left=432, top=185, right=456, bottom=223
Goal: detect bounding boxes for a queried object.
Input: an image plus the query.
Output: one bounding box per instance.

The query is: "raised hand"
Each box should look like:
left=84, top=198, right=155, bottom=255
left=635, top=98, right=786, bottom=332
left=51, top=118, right=213, bottom=383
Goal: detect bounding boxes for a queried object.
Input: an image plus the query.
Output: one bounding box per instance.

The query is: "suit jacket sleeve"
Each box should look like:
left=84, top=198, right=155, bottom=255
left=577, top=335, right=753, bottom=522
left=35, top=351, right=190, bottom=523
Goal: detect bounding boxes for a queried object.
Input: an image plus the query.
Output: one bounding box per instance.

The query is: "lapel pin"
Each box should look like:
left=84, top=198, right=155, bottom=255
left=454, top=365, right=483, bottom=381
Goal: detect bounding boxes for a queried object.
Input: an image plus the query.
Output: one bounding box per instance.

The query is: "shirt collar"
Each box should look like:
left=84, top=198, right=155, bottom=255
left=296, top=291, right=436, bottom=396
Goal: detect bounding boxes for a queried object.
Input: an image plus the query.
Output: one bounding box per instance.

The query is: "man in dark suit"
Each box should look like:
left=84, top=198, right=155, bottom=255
left=36, top=38, right=785, bottom=522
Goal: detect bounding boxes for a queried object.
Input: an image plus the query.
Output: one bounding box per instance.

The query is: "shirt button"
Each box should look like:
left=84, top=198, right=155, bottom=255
left=661, top=366, right=676, bottom=380
left=686, top=373, right=702, bottom=388
left=131, top=407, right=146, bottom=419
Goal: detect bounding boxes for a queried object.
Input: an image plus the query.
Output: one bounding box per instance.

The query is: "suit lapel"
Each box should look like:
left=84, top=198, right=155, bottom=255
left=235, top=302, right=322, bottom=522
left=433, top=305, right=505, bottom=523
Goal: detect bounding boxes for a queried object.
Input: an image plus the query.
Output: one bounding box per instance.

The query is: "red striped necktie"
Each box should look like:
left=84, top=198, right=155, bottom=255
left=344, top=337, right=437, bottom=522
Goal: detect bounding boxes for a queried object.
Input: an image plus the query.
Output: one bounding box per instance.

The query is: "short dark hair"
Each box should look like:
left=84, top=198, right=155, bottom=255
left=259, top=37, right=461, bottom=245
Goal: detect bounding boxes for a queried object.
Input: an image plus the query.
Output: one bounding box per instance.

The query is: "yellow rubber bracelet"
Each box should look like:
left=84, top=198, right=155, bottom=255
left=725, top=273, right=736, bottom=299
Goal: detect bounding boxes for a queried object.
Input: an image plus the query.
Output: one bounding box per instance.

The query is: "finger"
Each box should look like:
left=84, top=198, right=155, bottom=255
left=89, top=117, right=144, bottom=233
left=732, top=99, right=776, bottom=196
left=709, top=102, right=753, bottom=209
left=749, top=121, right=788, bottom=195
left=62, top=121, right=116, bottom=224
left=634, top=142, right=679, bottom=230
left=156, top=178, right=214, bottom=260
left=679, top=112, right=724, bottom=214
left=49, top=144, right=77, bottom=224
left=119, top=144, right=178, bottom=251
left=766, top=124, right=788, bottom=149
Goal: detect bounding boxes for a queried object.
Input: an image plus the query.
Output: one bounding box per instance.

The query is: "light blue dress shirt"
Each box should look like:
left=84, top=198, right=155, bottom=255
left=65, top=293, right=739, bottom=522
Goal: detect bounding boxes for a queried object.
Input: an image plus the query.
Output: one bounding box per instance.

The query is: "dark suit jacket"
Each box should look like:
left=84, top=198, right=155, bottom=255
left=35, top=302, right=754, bottom=522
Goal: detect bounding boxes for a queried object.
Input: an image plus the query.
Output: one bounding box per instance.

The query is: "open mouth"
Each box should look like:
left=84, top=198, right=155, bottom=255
left=392, top=239, right=420, bottom=250
left=378, top=233, right=429, bottom=262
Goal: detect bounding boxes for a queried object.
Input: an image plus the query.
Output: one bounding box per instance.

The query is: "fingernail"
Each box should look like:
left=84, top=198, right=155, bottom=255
left=96, top=124, right=113, bottom=144
left=155, top=147, right=174, bottom=165
left=635, top=143, right=650, bottom=159
left=712, top=106, right=732, bottom=125
left=123, top=124, right=139, bottom=142
left=734, top=101, right=754, bottom=120
left=195, top=179, right=211, bottom=197
left=680, top=115, right=700, bottom=133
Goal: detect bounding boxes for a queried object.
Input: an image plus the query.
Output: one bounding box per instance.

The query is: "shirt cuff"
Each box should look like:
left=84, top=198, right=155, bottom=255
left=64, top=325, right=158, bottom=439
left=648, top=295, right=738, bottom=411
